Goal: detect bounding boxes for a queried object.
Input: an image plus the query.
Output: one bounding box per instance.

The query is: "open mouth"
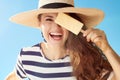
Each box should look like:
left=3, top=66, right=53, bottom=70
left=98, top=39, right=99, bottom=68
left=49, top=32, right=63, bottom=40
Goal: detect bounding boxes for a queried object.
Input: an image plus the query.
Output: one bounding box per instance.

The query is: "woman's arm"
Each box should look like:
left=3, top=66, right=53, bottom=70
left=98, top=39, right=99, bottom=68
left=102, top=45, right=120, bottom=80
left=82, top=28, right=120, bottom=80
left=5, top=70, right=20, bottom=80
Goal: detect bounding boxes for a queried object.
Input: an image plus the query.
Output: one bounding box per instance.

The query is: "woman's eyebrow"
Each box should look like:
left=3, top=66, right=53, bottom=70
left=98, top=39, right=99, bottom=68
left=45, top=15, right=54, bottom=18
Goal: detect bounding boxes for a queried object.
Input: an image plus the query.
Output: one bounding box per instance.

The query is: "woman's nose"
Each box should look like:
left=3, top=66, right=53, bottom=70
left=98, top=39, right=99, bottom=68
left=53, top=23, right=62, bottom=29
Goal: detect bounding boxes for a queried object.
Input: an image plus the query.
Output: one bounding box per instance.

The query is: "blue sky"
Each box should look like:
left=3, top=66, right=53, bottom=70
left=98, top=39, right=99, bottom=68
left=0, top=0, right=120, bottom=79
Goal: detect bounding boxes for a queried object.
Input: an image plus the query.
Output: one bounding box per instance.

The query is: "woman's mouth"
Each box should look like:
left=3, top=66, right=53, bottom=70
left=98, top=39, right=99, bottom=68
left=49, top=32, right=63, bottom=40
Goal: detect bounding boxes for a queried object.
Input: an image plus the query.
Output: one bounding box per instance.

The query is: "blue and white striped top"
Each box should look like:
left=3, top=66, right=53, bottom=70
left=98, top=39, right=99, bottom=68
left=15, top=43, right=76, bottom=80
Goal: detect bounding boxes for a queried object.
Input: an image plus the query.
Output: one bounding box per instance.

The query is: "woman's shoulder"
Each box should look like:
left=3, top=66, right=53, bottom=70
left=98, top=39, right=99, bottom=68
left=21, top=43, right=40, bottom=51
left=19, top=43, right=42, bottom=56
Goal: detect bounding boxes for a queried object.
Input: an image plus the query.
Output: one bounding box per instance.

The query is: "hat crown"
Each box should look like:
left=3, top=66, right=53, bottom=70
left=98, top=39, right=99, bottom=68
left=38, top=0, right=74, bottom=8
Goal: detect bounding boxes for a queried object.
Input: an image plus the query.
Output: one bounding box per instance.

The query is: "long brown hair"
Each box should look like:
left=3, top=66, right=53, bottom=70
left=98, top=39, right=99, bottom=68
left=66, top=13, right=112, bottom=80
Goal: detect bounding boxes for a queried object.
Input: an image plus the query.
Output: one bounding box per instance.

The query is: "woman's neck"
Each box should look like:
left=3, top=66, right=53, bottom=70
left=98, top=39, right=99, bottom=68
left=41, top=42, right=68, bottom=60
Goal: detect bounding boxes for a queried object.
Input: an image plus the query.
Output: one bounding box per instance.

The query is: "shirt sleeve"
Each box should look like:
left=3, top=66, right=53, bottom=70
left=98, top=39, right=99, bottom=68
left=15, top=49, right=27, bottom=79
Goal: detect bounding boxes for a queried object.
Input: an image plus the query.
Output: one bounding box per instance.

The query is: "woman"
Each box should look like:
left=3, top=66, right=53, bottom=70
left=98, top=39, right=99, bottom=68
left=6, top=0, right=120, bottom=80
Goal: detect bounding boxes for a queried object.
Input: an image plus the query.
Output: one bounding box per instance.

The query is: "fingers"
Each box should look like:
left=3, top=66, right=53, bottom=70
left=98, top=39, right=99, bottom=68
left=81, top=29, right=92, bottom=37
left=81, top=28, right=110, bottom=51
left=82, top=28, right=105, bottom=43
left=80, top=29, right=85, bottom=33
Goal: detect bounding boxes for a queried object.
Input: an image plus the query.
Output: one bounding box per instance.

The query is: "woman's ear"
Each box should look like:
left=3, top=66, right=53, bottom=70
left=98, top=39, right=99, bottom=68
left=37, top=14, right=42, bottom=28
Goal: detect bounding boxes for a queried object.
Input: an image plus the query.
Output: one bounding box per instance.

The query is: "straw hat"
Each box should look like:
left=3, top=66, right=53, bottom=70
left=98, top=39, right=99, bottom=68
left=10, top=0, right=104, bottom=29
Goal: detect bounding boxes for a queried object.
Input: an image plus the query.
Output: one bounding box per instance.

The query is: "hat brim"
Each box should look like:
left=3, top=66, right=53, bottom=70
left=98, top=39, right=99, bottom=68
left=10, top=7, right=104, bottom=29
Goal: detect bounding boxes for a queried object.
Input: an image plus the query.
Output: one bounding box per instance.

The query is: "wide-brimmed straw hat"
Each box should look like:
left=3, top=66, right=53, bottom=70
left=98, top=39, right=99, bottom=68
left=10, top=0, right=104, bottom=29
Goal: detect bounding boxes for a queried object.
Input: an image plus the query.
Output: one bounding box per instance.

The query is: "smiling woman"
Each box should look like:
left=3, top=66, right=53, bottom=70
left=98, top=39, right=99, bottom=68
left=38, top=13, right=69, bottom=47
left=5, top=0, right=120, bottom=80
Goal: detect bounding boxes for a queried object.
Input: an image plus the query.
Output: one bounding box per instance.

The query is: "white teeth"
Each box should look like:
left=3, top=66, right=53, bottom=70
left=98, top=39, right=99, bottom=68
left=50, top=33, right=62, bottom=35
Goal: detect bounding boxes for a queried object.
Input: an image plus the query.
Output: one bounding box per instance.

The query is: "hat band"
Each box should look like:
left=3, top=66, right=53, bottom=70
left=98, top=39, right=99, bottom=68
left=40, top=3, right=74, bottom=8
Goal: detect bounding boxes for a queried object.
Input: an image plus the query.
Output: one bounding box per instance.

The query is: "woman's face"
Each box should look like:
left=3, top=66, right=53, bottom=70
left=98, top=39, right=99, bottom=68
left=40, top=13, right=69, bottom=46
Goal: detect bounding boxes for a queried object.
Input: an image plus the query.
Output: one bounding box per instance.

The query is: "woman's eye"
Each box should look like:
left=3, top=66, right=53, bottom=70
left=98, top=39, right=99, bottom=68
left=46, top=18, right=53, bottom=21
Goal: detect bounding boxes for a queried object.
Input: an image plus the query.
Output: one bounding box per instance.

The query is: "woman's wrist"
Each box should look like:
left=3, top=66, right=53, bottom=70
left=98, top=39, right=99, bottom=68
left=102, top=43, right=112, bottom=54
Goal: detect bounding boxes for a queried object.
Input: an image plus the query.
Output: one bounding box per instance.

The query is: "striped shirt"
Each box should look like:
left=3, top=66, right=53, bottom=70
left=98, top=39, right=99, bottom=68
left=15, top=43, right=113, bottom=80
left=15, top=43, right=76, bottom=80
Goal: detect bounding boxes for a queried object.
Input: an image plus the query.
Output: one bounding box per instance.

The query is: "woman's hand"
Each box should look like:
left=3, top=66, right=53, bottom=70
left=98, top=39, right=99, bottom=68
left=81, top=28, right=120, bottom=80
left=81, top=28, right=110, bottom=52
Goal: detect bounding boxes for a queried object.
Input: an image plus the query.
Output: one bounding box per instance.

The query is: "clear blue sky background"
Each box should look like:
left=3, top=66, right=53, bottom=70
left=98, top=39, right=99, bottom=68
left=0, top=0, right=120, bottom=79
